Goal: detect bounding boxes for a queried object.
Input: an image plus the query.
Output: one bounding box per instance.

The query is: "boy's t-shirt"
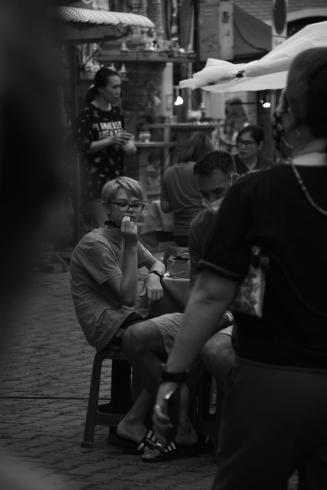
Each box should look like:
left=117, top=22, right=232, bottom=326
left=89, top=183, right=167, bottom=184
left=70, top=225, right=154, bottom=351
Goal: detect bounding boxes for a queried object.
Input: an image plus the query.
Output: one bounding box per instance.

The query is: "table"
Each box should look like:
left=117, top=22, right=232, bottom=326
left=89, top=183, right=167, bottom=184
left=149, top=275, right=190, bottom=317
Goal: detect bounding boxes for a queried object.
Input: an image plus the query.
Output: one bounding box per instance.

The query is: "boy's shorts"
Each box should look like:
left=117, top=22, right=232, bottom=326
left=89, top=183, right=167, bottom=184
left=150, top=312, right=184, bottom=355
left=150, top=312, right=233, bottom=355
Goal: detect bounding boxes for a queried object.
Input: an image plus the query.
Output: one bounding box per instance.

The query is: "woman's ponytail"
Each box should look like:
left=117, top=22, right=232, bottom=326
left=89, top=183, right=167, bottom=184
left=85, top=84, right=98, bottom=103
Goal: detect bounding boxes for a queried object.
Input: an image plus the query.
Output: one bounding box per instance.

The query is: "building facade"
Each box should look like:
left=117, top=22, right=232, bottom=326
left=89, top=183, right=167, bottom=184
left=235, top=0, right=327, bottom=29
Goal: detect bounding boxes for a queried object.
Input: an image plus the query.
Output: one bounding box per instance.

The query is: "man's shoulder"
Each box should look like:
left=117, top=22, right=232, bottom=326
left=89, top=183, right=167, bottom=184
left=190, top=208, right=213, bottom=234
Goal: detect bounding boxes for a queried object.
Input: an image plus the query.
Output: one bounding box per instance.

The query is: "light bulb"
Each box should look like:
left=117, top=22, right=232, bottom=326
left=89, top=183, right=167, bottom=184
left=262, top=101, right=271, bottom=109
left=174, top=95, right=184, bottom=106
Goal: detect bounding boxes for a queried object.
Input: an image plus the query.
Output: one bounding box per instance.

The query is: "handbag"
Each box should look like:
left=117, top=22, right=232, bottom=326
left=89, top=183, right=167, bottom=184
left=231, top=246, right=269, bottom=318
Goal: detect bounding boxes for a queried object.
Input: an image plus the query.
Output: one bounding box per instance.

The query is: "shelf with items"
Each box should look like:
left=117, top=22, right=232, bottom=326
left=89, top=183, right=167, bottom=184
left=98, top=51, right=196, bottom=64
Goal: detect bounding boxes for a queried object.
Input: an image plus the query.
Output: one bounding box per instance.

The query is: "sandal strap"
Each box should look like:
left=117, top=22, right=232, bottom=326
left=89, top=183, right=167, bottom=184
left=137, top=429, right=159, bottom=452
left=162, top=441, right=177, bottom=453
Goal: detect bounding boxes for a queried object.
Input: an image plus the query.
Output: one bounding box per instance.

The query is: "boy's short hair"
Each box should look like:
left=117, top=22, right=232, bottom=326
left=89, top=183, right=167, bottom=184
left=101, top=177, right=144, bottom=204
left=236, top=124, right=265, bottom=145
left=193, top=150, right=234, bottom=176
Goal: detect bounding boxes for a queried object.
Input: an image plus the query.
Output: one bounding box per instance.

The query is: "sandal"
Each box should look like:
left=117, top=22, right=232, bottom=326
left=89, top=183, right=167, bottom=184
left=108, top=428, right=159, bottom=455
left=141, top=440, right=200, bottom=462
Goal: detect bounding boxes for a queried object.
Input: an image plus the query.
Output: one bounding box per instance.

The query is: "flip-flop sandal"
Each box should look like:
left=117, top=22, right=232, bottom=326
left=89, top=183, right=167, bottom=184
left=141, top=440, right=200, bottom=463
left=108, top=429, right=159, bottom=455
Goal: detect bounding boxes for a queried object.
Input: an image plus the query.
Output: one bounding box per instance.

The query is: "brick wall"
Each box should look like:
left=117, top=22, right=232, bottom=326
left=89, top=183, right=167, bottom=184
left=235, top=0, right=327, bottom=22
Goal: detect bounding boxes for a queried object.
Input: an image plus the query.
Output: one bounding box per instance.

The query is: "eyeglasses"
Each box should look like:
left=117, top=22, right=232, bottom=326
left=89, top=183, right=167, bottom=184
left=236, top=139, right=256, bottom=148
left=110, top=202, right=145, bottom=212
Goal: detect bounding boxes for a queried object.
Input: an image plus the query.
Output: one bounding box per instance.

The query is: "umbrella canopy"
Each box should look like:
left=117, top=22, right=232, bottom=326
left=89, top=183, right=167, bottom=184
left=201, top=71, right=288, bottom=93
left=180, top=20, right=327, bottom=93
left=60, top=6, right=154, bottom=43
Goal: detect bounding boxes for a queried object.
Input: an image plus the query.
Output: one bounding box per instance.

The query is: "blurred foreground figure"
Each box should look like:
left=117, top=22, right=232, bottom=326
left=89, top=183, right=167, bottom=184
left=154, top=47, right=327, bottom=490
left=0, top=1, right=74, bottom=489
left=0, top=0, right=64, bottom=332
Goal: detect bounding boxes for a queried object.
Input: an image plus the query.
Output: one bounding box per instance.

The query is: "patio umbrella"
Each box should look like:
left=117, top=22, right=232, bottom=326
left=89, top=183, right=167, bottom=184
left=180, top=20, right=327, bottom=93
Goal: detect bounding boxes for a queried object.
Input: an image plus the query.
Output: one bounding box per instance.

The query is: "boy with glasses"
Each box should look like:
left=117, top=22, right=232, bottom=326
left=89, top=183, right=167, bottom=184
left=71, top=176, right=195, bottom=455
left=234, top=124, right=272, bottom=175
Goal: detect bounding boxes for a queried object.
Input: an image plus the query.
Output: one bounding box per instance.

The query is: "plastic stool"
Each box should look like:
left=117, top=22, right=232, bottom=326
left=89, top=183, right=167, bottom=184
left=81, top=346, right=132, bottom=448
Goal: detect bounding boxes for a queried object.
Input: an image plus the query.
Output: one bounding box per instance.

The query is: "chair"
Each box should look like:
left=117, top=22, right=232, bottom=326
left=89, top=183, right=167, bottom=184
left=81, top=345, right=132, bottom=448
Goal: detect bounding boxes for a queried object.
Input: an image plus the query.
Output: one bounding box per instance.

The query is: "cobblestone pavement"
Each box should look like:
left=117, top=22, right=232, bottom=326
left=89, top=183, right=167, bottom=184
left=0, top=272, right=298, bottom=490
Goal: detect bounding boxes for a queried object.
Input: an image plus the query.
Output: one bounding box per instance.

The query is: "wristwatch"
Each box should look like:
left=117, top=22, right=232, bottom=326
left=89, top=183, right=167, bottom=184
left=149, top=270, right=164, bottom=280
left=160, top=364, right=188, bottom=384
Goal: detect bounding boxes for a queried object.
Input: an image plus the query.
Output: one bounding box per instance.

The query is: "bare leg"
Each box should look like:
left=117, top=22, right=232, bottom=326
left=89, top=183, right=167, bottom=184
left=116, top=389, right=153, bottom=442
left=115, top=320, right=167, bottom=443
left=201, top=332, right=235, bottom=390
left=121, top=320, right=167, bottom=397
left=119, top=319, right=197, bottom=446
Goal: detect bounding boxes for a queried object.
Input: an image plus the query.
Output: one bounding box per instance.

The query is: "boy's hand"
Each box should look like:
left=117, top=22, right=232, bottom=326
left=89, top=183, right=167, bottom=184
left=121, top=216, right=138, bottom=245
left=144, top=273, right=164, bottom=302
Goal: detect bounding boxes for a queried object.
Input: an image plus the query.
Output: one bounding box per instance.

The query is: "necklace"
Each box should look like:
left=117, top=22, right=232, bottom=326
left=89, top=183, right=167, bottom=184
left=291, top=161, right=327, bottom=216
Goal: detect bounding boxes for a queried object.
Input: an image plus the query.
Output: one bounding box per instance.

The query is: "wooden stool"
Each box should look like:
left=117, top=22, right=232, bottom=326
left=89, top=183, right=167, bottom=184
left=81, top=346, right=132, bottom=448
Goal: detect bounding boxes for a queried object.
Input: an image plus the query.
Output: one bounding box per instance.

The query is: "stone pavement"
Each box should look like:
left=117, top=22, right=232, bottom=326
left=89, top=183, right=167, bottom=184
left=0, top=272, right=298, bottom=490
left=0, top=272, right=216, bottom=490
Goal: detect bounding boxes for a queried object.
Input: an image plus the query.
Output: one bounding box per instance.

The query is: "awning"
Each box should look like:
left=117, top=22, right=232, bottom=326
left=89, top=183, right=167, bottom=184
left=234, top=5, right=271, bottom=60
left=60, top=6, right=154, bottom=43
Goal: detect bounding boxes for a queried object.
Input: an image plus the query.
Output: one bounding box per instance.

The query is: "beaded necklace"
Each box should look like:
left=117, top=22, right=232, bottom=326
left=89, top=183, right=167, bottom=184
left=291, top=159, right=327, bottom=216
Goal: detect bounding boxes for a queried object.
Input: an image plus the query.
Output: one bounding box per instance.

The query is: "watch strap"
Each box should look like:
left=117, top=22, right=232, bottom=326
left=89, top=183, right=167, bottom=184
left=160, top=365, right=188, bottom=384
left=149, top=270, right=164, bottom=280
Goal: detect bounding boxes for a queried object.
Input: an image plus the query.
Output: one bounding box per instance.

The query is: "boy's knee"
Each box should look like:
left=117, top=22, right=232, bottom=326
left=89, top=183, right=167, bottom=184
left=121, top=320, right=155, bottom=358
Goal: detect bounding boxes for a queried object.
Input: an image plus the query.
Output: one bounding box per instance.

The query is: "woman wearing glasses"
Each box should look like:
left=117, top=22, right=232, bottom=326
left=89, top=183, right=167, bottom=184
left=234, top=124, right=272, bottom=175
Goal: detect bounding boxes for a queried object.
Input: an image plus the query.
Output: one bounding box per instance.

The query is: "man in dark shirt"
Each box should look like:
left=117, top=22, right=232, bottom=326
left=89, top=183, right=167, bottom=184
left=233, top=124, right=272, bottom=175
left=139, top=151, right=236, bottom=461
left=189, top=151, right=235, bottom=401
